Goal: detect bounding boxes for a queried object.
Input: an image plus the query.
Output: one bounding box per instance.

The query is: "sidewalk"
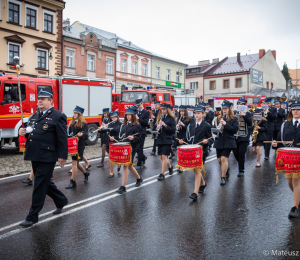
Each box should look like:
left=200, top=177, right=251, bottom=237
left=0, top=136, right=154, bottom=176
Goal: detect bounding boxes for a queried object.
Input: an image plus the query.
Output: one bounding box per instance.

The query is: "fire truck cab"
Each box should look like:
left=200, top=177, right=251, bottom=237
left=0, top=75, right=112, bottom=148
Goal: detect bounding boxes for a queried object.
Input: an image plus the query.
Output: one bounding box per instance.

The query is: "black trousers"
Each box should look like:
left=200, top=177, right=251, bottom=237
left=273, top=130, right=280, bottom=141
left=26, top=161, right=68, bottom=222
left=152, top=138, right=157, bottom=152
left=233, top=141, right=248, bottom=172
left=137, top=136, right=146, bottom=165
left=264, top=130, right=273, bottom=158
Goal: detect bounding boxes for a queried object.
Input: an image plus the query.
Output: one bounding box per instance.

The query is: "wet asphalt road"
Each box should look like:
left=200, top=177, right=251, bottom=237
left=0, top=145, right=300, bottom=260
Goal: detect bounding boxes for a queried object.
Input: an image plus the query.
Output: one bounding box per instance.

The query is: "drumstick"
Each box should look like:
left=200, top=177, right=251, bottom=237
left=193, top=136, right=214, bottom=146
left=263, top=141, right=293, bottom=143
left=175, top=138, right=189, bottom=145
left=119, top=133, right=139, bottom=142
left=108, top=135, right=119, bottom=143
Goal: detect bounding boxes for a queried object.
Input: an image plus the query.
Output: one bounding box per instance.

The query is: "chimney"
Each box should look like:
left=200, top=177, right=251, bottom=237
left=63, top=18, right=70, bottom=25
left=198, top=60, right=210, bottom=66
left=212, top=58, right=219, bottom=64
left=259, top=49, right=265, bottom=58
left=271, top=50, right=276, bottom=61
left=237, top=53, right=241, bottom=63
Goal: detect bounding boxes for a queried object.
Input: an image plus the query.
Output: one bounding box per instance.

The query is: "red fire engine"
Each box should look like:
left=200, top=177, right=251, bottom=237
left=117, top=89, right=175, bottom=118
left=0, top=75, right=112, bottom=147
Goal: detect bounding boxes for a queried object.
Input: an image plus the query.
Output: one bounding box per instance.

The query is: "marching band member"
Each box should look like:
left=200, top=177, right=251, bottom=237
left=66, top=106, right=89, bottom=189
left=273, top=100, right=286, bottom=141
left=213, top=100, right=239, bottom=185
left=263, top=98, right=277, bottom=160
left=173, top=105, right=179, bottom=118
left=114, top=108, right=143, bottom=194
left=179, top=106, right=214, bottom=200
left=233, top=98, right=252, bottom=177
left=252, top=109, right=268, bottom=167
left=272, top=102, right=300, bottom=218
left=106, top=111, right=122, bottom=178
left=135, top=99, right=149, bottom=169
left=281, top=102, right=288, bottom=120
left=151, top=101, right=160, bottom=155
left=97, top=108, right=111, bottom=168
left=155, top=103, right=176, bottom=181
left=204, top=103, right=214, bottom=127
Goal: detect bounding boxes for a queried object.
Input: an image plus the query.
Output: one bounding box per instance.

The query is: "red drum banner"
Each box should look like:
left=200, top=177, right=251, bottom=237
left=68, top=137, right=79, bottom=157
left=276, top=147, right=300, bottom=182
left=176, top=145, right=205, bottom=172
left=109, top=142, right=132, bottom=166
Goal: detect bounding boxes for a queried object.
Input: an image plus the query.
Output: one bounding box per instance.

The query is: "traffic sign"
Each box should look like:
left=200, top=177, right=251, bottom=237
left=261, top=95, right=266, bottom=101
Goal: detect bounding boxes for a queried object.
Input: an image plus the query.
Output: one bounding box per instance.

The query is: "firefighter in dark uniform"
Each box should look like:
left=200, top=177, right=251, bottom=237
left=18, top=90, right=68, bottom=227
left=151, top=101, right=160, bottom=155
left=273, top=100, right=286, bottom=140
left=204, top=103, right=214, bottom=126
left=135, top=99, right=150, bottom=169
left=173, top=105, right=179, bottom=118
left=97, top=108, right=111, bottom=168
left=232, top=98, right=252, bottom=177
left=263, top=98, right=277, bottom=160
left=281, top=101, right=288, bottom=120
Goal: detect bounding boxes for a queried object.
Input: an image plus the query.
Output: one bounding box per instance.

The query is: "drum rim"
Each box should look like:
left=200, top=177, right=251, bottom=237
left=278, top=147, right=300, bottom=150
left=179, top=145, right=201, bottom=148
left=111, top=142, right=130, bottom=145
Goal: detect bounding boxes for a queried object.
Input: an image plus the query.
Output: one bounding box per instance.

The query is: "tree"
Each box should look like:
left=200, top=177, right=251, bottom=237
left=282, top=62, right=291, bottom=89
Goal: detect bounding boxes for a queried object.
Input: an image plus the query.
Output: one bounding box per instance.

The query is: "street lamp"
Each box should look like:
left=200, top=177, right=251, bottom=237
left=48, top=50, right=53, bottom=77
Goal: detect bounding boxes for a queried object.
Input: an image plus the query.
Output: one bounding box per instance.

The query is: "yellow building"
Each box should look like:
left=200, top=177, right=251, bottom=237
left=151, top=54, right=187, bottom=91
left=289, top=69, right=300, bottom=86
left=0, top=0, right=65, bottom=76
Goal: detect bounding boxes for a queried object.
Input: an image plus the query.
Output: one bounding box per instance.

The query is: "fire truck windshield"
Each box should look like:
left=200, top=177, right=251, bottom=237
left=121, top=91, right=149, bottom=103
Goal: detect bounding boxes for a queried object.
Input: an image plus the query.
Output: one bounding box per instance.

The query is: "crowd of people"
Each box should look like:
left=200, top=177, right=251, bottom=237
left=18, top=90, right=300, bottom=227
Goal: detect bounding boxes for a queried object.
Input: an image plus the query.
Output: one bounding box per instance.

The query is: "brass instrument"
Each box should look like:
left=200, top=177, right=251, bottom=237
left=253, top=120, right=258, bottom=143
left=149, top=111, right=154, bottom=130
left=216, top=114, right=226, bottom=138
left=263, top=108, right=268, bottom=118
left=248, top=106, right=255, bottom=112
left=175, top=115, right=183, bottom=138
left=155, top=118, right=163, bottom=139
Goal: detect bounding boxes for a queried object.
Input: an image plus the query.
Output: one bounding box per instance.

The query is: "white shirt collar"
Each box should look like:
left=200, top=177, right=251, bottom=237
left=41, top=106, right=52, bottom=115
left=196, top=120, right=202, bottom=126
left=293, top=118, right=300, bottom=125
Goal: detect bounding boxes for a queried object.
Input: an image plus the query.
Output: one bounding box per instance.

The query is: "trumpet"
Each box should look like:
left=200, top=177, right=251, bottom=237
left=94, top=121, right=114, bottom=133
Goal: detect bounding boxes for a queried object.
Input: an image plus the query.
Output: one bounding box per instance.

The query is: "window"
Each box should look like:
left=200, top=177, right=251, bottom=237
left=8, top=43, right=20, bottom=64
left=266, top=81, right=269, bottom=89
left=209, top=80, right=216, bottom=90
left=37, top=85, right=52, bottom=94
left=66, top=50, right=74, bottom=67
left=166, top=69, right=170, bottom=81
left=44, top=13, right=53, bottom=33
left=223, top=79, right=229, bottom=89
left=87, top=54, right=95, bottom=71
left=164, top=94, right=170, bottom=101
left=186, top=70, right=189, bottom=73
left=37, top=50, right=47, bottom=69
left=235, top=78, right=242, bottom=88
left=190, top=82, right=198, bottom=90
left=2, top=83, right=26, bottom=105
left=26, top=8, right=36, bottom=28
left=176, top=73, right=180, bottom=83
left=106, top=58, right=113, bottom=74
left=121, top=91, right=149, bottom=103
left=8, top=2, right=20, bottom=24
left=114, top=95, right=119, bottom=102
left=271, top=83, right=273, bottom=89
left=122, top=59, right=127, bottom=72
left=156, top=67, right=160, bottom=79
left=143, top=64, right=147, bottom=76
left=132, top=61, right=137, bottom=74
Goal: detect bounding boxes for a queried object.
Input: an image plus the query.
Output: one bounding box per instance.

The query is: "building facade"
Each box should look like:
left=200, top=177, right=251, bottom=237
left=63, top=20, right=117, bottom=84
left=0, top=0, right=65, bottom=76
left=288, top=68, right=300, bottom=87
left=151, top=55, right=187, bottom=91
left=203, top=49, right=286, bottom=104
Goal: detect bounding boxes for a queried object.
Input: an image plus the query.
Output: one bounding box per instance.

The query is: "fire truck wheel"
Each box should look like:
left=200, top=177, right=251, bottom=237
left=86, top=124, right=98, bottom=146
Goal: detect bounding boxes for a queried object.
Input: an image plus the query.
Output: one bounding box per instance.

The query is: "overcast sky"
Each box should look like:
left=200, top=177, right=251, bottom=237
left=64, top=0, right=300, bottom=70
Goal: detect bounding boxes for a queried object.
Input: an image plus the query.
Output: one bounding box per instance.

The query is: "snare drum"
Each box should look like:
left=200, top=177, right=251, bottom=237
left=68, top=137, right=79, bottom=157
left=176, top=145, right=205, bottom=172
left=276, top=147, right=300, bottom=181
left=109, top=142, right=132, bottom=166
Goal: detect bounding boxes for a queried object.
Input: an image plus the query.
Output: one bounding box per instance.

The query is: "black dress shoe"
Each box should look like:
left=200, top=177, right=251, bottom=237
left=135, top=165, right=142, bottom=169
left=85, top=164, right=91, bottom=170
left=97, top=164, right=104, bottom=168
left=117, top=167, right=121, bottom=172
left=178, top=169, right=183, bottom=173
left=220, top=177, right=226, bottom=185
left=157, top=173, right=165, bottom=180
left=169, top=166, right=173, bottom=175
left=20, top=220, right=37, bottom=227
left=226, top=172, right=230, bottom=179
left=22, top=178, right=32, bottom=185
left=288, top=207, right=299, bottom=218
left=150, top=151, right=156, bottom=155
left=237, top=171, right=244, bottom=177
left=53, top=208, right=63, bottom=214
left=189, top=193, right=198, bottom=201
left=108, top=173, right=114, bottom=178
left=116, top=186, right=126, bottom=194
left=198, top=184, right=207, bottom=193
left=135, top=177, right=143, bottom=187
left=84, top=172, right=90, bottom=182
left=264, top=157, right=269, bottom=160
left=66, top=179, right=76, bottom=189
